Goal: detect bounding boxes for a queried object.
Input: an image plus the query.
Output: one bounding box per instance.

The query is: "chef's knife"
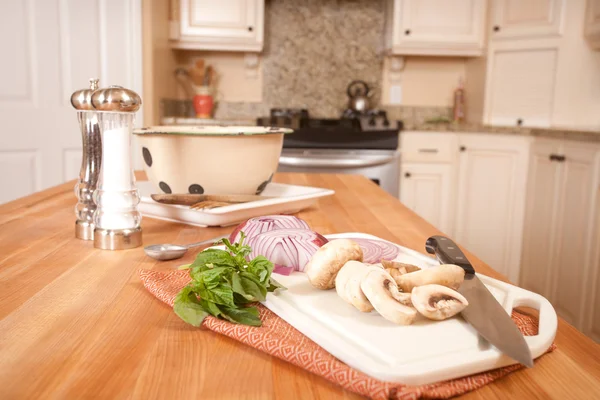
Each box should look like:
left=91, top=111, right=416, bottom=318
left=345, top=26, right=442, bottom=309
left=425, top=235, right=534, bottom=368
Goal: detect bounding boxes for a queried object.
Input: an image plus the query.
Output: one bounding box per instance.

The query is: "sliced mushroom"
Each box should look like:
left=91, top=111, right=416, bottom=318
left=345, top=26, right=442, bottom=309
left=382, top=260, right=421, bottom=275
left=335, top=261, right=380, bottom=312
left=305, top=239, right=363, bottom=289
left=361, top=269, right=417, bottom=325
left=411, top=284, right=468, bottom=321
left=394, top=264, right=465, bottom=293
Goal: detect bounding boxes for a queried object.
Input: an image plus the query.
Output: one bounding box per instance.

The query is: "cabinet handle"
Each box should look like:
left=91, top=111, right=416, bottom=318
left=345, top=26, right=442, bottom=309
left=248, top=26, right=254, bottom=32
left=549, top=154, right=566, bottom=162
left=460, top=146, right=466, bottom=152
left=404, top=172, right=411, bottom=178
left=493, top=25, right=501, bottom=32
left=418, top=148, right=439, bottom=153
left=405, top=29, right=411, bottom=35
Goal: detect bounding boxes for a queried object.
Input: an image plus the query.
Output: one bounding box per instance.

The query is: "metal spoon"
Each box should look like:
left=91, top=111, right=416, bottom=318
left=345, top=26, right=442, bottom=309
left=144, top=235, right=228, bottom=261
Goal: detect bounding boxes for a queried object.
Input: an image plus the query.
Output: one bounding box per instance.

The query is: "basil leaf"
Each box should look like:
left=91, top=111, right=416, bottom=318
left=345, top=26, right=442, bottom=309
left=220, top=305, right=262, bottom=326
left=173, top=286, right=209, bottom=327
left=231, top=271, right=254, bottom=300
left=193, top=248, right=237, bottom=268
left=200, top=267, right=231, bottom=289
left=248, top=256, right=273, bottom=284
left=239, top=276, right=265, bottom=302
left=200, top=298, right=222, bottom=317
left=267, top=277, right=286, bottom=293
left=194, top=281, right=236, bottom=308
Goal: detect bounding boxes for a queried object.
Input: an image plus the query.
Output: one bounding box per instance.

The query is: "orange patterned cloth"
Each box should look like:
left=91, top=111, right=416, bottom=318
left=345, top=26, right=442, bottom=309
left=140, top=269, right=554, bottom=400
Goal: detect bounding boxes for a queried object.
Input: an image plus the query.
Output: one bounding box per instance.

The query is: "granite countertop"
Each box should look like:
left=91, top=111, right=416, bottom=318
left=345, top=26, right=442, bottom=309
left=404, top=122, right=600, bottom=143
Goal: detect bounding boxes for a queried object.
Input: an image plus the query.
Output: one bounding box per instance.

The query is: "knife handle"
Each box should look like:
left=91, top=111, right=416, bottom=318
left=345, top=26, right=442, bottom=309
left=425, top=236, right=475, bottom=275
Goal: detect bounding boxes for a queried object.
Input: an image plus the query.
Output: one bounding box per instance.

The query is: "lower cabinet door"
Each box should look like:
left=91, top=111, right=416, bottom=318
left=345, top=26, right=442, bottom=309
left=550, top=144, right=599, bottom=329
left=519, top=140, right=562, bottom=299
left=400, top=163, right=454, bottom=235
left=453, top=134, right=529, bottom=282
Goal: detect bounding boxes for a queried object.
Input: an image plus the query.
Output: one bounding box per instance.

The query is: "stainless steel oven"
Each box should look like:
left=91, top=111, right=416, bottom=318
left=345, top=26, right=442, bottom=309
left=258, top=108, right=402, bottom=198
left=278, top=148, right=400, bottom=196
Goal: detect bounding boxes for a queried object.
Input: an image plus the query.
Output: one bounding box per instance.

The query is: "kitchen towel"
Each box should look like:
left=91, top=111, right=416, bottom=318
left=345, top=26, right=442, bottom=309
left=140, top=269, right=555, bottom=400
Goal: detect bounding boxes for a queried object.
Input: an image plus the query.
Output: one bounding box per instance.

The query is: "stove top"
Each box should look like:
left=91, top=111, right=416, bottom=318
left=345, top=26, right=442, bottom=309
left=256, top=108, right=402, bottom=150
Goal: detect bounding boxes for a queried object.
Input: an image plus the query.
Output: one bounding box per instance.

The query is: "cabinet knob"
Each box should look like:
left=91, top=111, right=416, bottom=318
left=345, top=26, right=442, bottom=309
left=404, top=29, right=411, bottom=35
left=404, top=172, right=411, bottom=178
left=248, top=26, right=254, bottom=32
left=460, top=146, right=466, bottom=152
left=517, top=118, right=523, bottom=126
left=493, top=25, right=500, bottom=32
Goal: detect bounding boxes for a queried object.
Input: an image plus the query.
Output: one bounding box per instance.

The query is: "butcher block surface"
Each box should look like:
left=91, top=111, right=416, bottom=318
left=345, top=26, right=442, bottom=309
left=0, top=172, right=599, bottom=399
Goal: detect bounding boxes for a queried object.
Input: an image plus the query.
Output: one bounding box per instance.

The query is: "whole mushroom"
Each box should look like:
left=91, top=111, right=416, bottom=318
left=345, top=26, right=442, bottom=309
left=411, top=284, right=469, bottom=321
left=305, top=239, right=363, bottom=289
left=361, top=269, right=417, bottom=325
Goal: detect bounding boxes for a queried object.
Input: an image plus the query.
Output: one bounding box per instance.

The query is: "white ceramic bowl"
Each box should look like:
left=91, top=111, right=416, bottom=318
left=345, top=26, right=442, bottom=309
left=133, top=125, right=292, bottom=195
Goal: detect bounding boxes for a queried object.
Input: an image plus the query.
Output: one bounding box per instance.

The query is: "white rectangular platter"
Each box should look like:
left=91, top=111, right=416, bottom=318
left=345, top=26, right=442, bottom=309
left=137, top=181, right=334, bottom=227
left=264, top=233, right=558, bottom=386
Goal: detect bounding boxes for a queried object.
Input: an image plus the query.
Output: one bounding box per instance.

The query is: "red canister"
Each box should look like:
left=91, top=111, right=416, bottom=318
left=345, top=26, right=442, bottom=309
left=193, top=86, right=214, bottom=118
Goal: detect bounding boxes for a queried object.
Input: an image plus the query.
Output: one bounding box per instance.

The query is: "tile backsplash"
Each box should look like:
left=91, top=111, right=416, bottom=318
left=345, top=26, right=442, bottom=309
left=163, top=0, right=455, bottom=125
left=261, top=0, right=385, bottom=118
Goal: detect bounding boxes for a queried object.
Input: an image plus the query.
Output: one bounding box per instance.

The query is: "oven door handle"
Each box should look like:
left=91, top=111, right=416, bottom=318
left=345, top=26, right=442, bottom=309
left=278, top=155, right=397, bottom=169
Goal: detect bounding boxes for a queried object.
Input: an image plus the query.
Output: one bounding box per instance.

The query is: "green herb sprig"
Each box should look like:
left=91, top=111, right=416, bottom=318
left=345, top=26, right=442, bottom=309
left=174, top=232, right=284, bottom=327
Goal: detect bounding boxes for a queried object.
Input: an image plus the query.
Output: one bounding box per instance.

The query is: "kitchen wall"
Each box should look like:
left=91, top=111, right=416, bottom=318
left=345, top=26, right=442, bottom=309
left=172, top=0, right=464, bottom=121
left=142, top=0, right=178, bottom=126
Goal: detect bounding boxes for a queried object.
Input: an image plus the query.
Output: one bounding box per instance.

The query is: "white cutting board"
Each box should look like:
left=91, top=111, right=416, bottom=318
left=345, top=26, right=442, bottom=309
left=263, top=233, right=558, bottom=386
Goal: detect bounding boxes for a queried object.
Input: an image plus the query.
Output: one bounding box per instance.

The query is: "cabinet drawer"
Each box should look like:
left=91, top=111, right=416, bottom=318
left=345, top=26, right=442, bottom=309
left=401, top=132, right=459, bottom=163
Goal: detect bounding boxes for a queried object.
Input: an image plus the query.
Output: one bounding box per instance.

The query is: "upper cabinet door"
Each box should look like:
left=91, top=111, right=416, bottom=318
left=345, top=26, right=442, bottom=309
left=174, top=0, right=264, bottom=51
left=385, top=0, right=486, bottom=56
left=585, top=0, right=600, bottom=49
left=491, top=0, right=565, bottom=39
left=485, top=46, right=558, bottom=127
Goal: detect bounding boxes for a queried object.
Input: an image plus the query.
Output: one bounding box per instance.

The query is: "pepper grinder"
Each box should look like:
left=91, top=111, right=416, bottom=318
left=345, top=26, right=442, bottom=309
left=71, top=78, right=101, bottom=240
left=91, top=85, right=143, bottom=250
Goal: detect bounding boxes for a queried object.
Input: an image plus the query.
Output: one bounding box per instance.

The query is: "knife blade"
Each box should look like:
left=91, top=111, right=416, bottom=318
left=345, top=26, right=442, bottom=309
left=425, top=235, right=534, bottom=368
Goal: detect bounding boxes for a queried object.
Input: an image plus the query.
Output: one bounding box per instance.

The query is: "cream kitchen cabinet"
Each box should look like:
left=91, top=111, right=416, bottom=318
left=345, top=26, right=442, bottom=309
left=453, top=134, right=530, bottom=282
left=490, top=0, right=566, bottom=40
left=585, top=0, right=600, bottom=49
left=384, top=0, right=487, bottom=56
left=400, top=163, right=455, bottom=235
left=519, top=139, right=600, bottom=336
left=170, top=0, right=264, bottom=51
left=399, top=132, right=530, bottom=282
left=483, top=44, right=559, bottom=127
left=399, top=132, right=458, bottom=235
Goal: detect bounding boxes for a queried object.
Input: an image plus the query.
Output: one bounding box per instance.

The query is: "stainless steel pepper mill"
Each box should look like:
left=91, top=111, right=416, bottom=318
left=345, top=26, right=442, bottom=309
left=71, top=78, right=101, bottom=240
left=91, top=85, right=143, bottom=250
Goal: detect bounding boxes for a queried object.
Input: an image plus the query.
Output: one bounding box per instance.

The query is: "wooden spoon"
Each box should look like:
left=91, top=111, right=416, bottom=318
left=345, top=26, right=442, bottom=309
left=151, top=193, right=273, bottom=206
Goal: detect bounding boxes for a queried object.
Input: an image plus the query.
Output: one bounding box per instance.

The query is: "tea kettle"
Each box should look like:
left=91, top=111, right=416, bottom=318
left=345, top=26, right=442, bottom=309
left=346, top=80, right=371, bottom=113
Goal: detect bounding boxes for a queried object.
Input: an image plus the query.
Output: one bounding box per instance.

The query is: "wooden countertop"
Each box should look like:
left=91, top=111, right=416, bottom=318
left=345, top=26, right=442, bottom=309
left=1, top=173, right=599, bottom=399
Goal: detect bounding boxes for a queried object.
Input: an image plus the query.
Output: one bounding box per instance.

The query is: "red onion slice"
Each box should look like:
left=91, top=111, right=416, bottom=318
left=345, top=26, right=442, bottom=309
left=273, top=264, right=295, bottom=276
left=247, top=228, right=328, bottom=272
left=344, top=238, right=400, bottom=264
left=230, top=215, right=310, bottom=243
